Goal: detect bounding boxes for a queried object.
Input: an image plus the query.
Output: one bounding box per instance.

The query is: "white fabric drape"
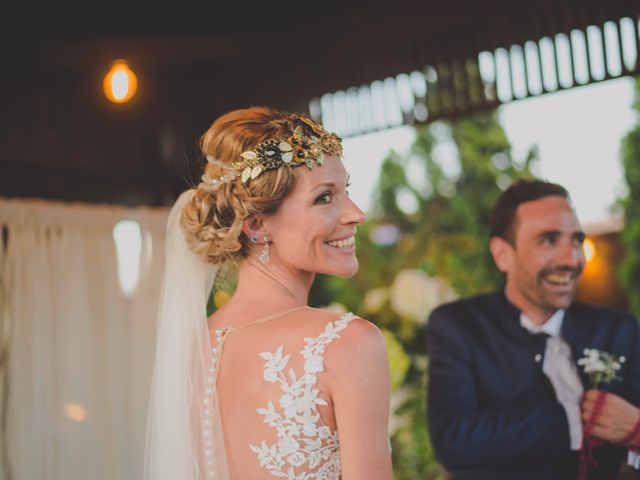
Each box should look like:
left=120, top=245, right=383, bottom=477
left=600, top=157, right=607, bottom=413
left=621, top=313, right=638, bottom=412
left=0, top=197, right=168, bottom=480
left=128, top=211, right=167, bottom=480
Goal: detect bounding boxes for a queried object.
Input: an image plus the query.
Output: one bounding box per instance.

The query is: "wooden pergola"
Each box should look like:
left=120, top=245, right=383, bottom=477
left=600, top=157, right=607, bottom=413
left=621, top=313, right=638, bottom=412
left=1, top=0, right=638, bottom=205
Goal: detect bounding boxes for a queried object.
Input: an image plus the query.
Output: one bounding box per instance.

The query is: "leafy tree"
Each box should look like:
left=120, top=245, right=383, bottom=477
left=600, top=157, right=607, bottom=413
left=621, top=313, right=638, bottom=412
left=311, top=110, right=538, bottom=479
left=372, top=113, right=537, bottom=297
left=619, top=77, right=640, bottom=318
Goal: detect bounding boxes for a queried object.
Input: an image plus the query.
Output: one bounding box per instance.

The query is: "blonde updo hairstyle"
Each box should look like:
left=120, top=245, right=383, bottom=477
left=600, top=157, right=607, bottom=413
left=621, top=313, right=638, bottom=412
left=181, top=106, right=313, bottom=266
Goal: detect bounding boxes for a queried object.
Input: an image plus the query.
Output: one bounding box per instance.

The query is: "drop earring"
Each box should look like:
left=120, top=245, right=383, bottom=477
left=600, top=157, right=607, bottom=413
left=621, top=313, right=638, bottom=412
left=260, top=236, right=270, bottom=264
left=249, top=234, right=258, bottom=243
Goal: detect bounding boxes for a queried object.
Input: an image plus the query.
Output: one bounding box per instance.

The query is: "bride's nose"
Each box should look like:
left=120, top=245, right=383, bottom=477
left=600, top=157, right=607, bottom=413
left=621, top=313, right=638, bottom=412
left=341, top=197, right=365, bottom=225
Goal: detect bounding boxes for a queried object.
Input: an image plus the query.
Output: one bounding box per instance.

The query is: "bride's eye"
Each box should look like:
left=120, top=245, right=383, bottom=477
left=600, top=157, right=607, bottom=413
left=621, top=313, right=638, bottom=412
left=314, top=191, right=332, bottom=205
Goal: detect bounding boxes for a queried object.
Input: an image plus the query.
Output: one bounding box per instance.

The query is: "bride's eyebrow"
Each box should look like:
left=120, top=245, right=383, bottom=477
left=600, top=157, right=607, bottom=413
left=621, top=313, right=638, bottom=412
left=310, top=182, right=336, bottom=192
left=309, top=174, right=350, bottom=193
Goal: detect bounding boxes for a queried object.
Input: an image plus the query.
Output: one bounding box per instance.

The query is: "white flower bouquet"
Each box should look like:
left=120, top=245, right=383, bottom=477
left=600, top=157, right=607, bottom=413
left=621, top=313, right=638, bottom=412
left=577, top=348, right=625, bottom=388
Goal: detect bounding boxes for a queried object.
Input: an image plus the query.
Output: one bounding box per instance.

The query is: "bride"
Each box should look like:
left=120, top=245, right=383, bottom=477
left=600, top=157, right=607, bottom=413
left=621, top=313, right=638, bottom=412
left=144, top=107, right=393, bottom=479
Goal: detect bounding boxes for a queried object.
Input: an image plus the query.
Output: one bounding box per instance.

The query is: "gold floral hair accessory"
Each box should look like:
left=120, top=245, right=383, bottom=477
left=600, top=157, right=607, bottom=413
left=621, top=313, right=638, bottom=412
left=234, top=116, right=342, bottom=183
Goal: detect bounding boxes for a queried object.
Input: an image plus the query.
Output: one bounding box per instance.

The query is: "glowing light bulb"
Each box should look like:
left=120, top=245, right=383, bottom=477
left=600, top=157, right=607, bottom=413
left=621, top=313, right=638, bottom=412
left=583, top=237, right=596, bottom=262
left=103, top=60, right=138, bottom=103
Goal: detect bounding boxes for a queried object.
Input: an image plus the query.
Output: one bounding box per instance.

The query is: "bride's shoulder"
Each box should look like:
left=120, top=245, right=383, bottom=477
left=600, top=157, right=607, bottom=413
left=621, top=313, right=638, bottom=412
left=304, top=311, right=389, bottom=396
left=302, top=308, right=387, bottom=358
left=303, top=307, right=380, bottom=332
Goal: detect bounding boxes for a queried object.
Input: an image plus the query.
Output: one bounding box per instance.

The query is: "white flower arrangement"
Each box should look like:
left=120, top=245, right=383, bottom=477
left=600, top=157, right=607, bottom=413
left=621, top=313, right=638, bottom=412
left=389, top=269, right=457, bottom=324
left=577, top=348, right=625, bottom=388
left=362, top=287, right=388, bottom=315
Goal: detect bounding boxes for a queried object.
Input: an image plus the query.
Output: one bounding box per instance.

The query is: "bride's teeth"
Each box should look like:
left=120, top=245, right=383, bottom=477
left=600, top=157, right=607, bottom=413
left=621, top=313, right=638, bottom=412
left=327, top=236, right=355, bottom=248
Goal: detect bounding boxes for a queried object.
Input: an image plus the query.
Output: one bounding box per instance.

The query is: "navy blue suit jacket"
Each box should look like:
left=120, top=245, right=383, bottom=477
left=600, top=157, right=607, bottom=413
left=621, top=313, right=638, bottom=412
left=426, top=291, right=640, bottom=480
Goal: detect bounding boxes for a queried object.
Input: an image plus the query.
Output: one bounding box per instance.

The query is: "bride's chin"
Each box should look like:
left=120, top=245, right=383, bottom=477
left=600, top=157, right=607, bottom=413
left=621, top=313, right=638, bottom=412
left=327, top=261, right=359, bottom=279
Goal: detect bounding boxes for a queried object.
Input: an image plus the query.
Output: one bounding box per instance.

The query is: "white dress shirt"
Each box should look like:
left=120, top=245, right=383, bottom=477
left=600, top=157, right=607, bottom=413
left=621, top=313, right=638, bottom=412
left=520, top=310, right=584, bottom=450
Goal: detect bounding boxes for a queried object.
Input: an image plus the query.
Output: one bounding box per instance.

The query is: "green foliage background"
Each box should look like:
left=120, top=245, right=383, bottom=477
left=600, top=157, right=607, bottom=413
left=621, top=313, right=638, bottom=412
left=619, top=77, right=640, bottom=319
left=310, top=110, right=537, bottom=479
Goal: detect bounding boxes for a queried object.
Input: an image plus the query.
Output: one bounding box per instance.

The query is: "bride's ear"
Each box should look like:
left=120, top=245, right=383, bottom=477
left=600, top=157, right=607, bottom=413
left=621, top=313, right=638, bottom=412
left=242, top=214, right=268, bottom=242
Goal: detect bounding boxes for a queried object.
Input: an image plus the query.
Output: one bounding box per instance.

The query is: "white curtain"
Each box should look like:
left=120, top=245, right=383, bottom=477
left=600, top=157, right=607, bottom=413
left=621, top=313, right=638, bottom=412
left=0, top=197, right=168, bottom=480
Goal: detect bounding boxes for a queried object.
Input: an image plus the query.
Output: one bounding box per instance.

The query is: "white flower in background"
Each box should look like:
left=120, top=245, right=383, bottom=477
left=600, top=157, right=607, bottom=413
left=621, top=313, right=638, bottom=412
left=388, top=388, right=409, bottom=436
left=390, top=269, right=457, bottom=324
left=363, top=287, right=389, bottom=314
left=322, top=302, right=347, bottom=315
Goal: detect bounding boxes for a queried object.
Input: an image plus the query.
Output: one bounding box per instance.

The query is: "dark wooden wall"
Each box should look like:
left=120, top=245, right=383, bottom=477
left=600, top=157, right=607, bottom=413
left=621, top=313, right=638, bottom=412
left=1, top=0, right=638, bottom=206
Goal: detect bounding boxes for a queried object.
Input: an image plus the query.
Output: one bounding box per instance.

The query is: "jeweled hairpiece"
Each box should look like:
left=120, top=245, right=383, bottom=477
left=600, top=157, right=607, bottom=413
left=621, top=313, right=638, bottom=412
left=201, top=156, right=239, bottom=192
left=234, top=117, right=342, bottom=183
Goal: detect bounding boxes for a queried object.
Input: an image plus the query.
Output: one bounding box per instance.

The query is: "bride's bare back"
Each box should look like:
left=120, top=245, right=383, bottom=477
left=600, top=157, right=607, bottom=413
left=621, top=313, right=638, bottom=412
left=209, top=307, right=392, bottom=479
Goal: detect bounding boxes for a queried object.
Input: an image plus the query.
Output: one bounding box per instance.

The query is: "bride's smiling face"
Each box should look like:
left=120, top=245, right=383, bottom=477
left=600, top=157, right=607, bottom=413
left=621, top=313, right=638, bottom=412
left=262, top=155, right=365, bottom=278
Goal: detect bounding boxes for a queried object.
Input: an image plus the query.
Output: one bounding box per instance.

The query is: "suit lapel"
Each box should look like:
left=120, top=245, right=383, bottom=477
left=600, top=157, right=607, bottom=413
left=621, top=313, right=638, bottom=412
left=493, top=290, right=530, bottom=343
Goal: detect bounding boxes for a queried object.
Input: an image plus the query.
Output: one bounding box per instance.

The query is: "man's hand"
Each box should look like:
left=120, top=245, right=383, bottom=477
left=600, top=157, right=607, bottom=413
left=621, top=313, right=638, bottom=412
left=581, top=389, right=640, bottom=446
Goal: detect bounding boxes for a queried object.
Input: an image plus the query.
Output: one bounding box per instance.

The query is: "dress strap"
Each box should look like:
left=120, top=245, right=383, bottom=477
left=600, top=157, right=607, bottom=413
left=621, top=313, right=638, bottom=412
left=302, top=312, right=356, bottom=350
left=213, top=305, right=310, bottom=334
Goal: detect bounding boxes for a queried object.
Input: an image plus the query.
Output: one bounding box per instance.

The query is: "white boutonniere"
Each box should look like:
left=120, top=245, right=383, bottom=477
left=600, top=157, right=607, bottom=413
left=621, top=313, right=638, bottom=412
left=577, top=348, right=625, bottom=388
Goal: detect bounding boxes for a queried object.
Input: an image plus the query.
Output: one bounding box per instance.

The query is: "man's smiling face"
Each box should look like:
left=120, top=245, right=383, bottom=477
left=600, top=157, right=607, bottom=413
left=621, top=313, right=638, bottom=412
left=501, top=196, right=586, bottom=322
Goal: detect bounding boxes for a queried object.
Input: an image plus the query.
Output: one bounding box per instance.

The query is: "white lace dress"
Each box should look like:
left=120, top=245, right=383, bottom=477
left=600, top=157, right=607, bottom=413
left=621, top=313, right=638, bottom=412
left=208, top=311, right=355, bottom=480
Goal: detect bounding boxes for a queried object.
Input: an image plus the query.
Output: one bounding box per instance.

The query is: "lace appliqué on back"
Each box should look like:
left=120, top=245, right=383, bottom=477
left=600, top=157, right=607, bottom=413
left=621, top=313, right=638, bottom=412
left=250, top=312, right=355, bottom=479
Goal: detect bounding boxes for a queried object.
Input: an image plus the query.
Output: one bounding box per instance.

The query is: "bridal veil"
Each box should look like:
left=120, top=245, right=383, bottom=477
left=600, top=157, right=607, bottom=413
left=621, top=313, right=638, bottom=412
left=144, top=190, right=230, bottom=480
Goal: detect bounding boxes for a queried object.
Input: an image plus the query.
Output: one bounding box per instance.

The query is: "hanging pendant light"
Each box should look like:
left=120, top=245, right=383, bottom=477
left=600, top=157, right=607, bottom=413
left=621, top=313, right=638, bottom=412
left=103, top=60, right=138, bottom=103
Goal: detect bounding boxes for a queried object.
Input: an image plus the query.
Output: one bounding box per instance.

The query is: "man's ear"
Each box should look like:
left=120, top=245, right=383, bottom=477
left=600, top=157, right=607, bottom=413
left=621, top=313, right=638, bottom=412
left=242, top=214, right=268, bottom=241
left=489, top=236, right=513, bottom=273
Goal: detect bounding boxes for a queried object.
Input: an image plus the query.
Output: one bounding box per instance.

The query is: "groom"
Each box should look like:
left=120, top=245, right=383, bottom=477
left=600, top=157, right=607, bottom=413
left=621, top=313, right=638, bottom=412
left=426, top=179, right=640, bottom=479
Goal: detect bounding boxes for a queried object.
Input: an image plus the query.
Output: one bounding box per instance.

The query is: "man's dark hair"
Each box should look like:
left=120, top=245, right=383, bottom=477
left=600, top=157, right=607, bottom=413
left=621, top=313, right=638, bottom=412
left=489, top=179, right=569, bottom=244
